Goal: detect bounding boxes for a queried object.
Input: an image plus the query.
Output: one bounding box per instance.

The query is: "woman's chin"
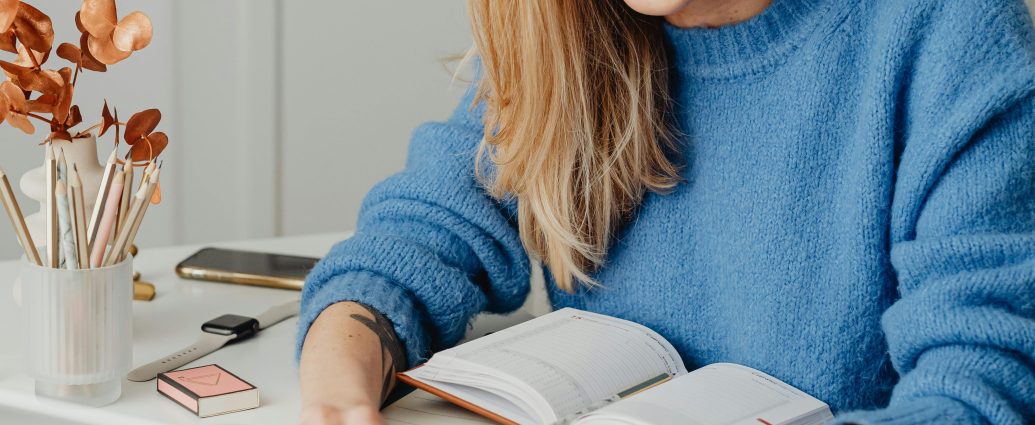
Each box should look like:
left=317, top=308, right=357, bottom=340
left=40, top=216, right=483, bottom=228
left=622, top=0, right=694, bottom=16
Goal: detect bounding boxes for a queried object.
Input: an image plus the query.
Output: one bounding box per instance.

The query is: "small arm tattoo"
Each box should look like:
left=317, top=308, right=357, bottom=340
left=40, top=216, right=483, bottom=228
left=350, top=305, right=406, bottom=403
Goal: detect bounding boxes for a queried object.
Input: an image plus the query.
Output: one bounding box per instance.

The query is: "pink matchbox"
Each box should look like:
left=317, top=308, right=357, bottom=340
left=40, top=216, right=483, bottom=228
left=157, top=364, right=259, bottom=417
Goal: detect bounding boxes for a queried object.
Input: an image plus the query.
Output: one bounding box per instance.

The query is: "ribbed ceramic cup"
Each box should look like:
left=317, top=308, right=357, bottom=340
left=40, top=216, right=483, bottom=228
left=20, top=254, right=133, bottom=406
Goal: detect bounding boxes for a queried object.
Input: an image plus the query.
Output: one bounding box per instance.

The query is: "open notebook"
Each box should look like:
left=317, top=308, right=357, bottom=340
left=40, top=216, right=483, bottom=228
left=398, top=308, right=833, bottom=425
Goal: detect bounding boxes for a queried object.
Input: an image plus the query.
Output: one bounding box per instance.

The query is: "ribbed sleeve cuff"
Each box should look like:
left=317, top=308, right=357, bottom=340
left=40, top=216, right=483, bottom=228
left=831, top=397, right=984, bottom=425
left=296, top=271, right=431, bottom=369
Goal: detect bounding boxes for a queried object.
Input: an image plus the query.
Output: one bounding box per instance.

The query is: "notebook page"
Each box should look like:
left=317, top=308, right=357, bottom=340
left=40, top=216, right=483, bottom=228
left=419, top=308, right=686, bottom=422
left=573, top=363, right=832, bottom=425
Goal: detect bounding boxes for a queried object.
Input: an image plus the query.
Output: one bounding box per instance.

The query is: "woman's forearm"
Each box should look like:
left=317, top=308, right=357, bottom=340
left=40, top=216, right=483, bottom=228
left=299, top=301, right=406, bottom=410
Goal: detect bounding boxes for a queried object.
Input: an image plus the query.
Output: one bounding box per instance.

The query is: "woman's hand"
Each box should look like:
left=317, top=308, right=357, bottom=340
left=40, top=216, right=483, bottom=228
left=299, top=302, right=405, bottom=425
left=299, top=404, right=385, bottom=425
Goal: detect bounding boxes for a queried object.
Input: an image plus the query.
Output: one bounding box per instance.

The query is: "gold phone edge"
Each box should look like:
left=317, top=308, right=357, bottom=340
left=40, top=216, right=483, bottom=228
left=175, top=265, right=303, bottom=291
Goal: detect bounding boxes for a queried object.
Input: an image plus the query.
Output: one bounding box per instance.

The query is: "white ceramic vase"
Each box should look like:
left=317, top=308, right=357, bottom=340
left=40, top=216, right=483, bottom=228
left=19, top=135, right=104, bottom=245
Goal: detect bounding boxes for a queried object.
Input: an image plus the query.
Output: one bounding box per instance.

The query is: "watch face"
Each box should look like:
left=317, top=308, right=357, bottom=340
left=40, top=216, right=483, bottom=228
left=202, top=314, right=259, bottom=336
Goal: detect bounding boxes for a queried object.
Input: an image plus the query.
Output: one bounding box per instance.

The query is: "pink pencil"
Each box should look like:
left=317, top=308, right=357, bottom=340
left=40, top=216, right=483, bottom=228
left=89, top=172, right=124, bottom=268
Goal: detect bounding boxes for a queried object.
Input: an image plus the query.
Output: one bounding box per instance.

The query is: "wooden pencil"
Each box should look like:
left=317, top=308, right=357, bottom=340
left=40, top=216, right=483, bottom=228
left=139, top=162, right=156, bottom=188
left=89, top=172, right=123, bottom=268
left=0, top=167, right=42, bottom=265
left=87, top=149, right=118, bottom=249
left=119, top=167, right=159, bottom=262
left=55, top=181, right=77, bottom=269
left=115, top=162, right=133, bottom=243
left=105, top=184, right=144, bottom=266
left=70, top=166, right=90, bottom=269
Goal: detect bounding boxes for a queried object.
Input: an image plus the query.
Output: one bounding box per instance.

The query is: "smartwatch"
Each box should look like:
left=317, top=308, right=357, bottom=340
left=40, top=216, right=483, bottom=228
left=127, top=298, right=300, bottom=382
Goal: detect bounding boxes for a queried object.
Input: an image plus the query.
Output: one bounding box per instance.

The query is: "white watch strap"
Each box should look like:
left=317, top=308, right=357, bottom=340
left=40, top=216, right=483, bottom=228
left=126, top=299, right=300, bottom=382
left=257, top=299, right=300, bottom=329
left=126, top=332, right=235, bottom=382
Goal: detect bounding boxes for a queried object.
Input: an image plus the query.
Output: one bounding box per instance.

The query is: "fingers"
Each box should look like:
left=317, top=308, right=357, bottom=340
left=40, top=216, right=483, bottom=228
left=299, top=404, right=385, bottom=425
left=344, top=405, right=386, bottom=425
left=299, top=404, right=345, bottom=425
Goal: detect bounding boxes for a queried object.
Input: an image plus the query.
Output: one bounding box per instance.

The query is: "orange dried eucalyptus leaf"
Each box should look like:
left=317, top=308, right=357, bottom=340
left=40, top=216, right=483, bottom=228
left=86, top=33, right=129, bottom=65
left=49, top=130, right=71, bottom=142
left=7, top=112, right=32, bottom=134
left=77, top=33, right=106, bottom=71
left=124, top=108, right=160, bottom=143
left=1, top=62, right=63, bottom=94
left=0, top=0, right=16, bottom=34
left=27, top=92, right=55, bottom=112
left=0, top=80, right=26, bottom=112
left=112, top=11, right=150, bottom=52
left=65, top=104, right=81, bottom=127
left=56, top=42, right=79, bottom=62
left=54, top=79, right=72, bottom=122
left=13, top=2, right=53, bottom=53
left=129, top=131, right=167, bottom=161
left=0, top=29, right=14, bottom=53
left=0, top=58, right=28, bottom=80
left=13, top=43, right=46, bottom=68
left=1, top=81, right=32, bottom=134
left=99, top=100, right=114, bottom=136
left=79, top=0, right=116, bottom=38
left=74, top=11, right=86, bottom=33
left=0, top=93, right=8, bottom=124
left=112, top=106, right=119, bottom=141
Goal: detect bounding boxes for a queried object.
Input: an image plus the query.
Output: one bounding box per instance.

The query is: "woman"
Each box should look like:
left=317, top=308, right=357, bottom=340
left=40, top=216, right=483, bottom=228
left=299, top=0, right=1035, bottom=423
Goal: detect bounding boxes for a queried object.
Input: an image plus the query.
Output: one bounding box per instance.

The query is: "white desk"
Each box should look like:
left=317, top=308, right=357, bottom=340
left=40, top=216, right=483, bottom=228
left=0, top=233, right=531, bottom=425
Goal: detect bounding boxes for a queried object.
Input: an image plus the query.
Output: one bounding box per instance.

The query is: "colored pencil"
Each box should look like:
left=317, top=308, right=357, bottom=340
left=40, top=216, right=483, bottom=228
left=87, top=149, right=119, bottom=249
left=89, top=172, right=123, bottom=268
left=55, top=181, right=77, bottom=269
left=45, top=146, right=58, bottom=267
left=70, top=166, right=90, bottom=269
left=120, top=167, right=159, bottom=262
left=115, top=161, right=133, bottom=244
left=0, top=167, right=41, bottom=265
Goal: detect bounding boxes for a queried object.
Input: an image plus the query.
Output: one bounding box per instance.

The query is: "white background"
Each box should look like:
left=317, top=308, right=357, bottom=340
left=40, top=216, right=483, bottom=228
left=0, top=1, right=1032, bottom=259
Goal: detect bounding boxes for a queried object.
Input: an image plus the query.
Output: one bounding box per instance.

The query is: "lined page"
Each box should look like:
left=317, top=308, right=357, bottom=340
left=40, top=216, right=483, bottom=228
left=416, top=308, right=686, bottom=421
left=574, top=363, right=832, bottom=425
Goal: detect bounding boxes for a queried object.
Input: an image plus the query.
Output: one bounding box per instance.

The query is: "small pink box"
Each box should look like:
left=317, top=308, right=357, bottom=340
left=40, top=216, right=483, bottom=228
left=157, top=364, right=259, bottom=417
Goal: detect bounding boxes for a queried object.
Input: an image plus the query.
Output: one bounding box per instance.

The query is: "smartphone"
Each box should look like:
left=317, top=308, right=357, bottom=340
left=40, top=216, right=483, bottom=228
left=175, top=247, right=319, bottom=290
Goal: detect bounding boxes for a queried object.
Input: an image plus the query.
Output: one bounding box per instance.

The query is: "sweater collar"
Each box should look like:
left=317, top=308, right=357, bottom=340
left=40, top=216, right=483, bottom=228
left=663, top=0, right=841, bottom=79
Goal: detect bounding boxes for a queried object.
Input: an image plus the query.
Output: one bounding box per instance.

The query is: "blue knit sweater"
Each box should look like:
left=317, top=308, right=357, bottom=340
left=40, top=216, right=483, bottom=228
left=299, top=0, right=1035, bottom=423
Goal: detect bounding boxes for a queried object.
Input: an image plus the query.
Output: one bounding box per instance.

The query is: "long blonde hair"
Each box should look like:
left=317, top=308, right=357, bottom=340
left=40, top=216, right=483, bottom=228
left=468, top=0, right=680, bottom=292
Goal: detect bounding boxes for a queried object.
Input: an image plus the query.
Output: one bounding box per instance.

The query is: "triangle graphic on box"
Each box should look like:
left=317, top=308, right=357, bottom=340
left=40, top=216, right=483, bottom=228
left=181, top=372, right=221, bottom=386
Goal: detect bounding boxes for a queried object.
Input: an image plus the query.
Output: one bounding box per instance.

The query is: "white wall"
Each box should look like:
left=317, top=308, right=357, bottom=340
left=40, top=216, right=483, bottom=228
left=280, top=2, right=473, bottom=235
left=1, top=1, right=1033, bottom=260
left=0, top=1, right=471, bottom=259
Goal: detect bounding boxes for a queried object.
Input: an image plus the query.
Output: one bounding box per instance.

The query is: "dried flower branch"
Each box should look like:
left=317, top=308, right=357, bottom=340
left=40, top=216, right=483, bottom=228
left=0, top=0, right=168, bottom=165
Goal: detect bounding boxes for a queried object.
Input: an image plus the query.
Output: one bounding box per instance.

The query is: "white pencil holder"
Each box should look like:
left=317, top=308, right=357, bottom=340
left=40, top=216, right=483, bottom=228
left=20, top=255, right=134, bottom=406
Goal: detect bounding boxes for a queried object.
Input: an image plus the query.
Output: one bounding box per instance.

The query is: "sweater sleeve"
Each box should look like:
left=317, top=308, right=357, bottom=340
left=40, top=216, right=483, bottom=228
left=296, top=84, right=531, bottom=368
left=831, top=2, right=1035, bottom=423
left=834, top=95, right=1035, bottom=424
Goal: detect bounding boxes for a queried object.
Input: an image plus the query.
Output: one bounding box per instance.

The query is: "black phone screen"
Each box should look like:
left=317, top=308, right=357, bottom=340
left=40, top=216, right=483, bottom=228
left=178, top=248, right=319, bottom=279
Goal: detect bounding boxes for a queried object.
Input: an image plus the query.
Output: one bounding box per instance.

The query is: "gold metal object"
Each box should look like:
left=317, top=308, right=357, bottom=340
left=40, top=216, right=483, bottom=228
left=130, top=244, right=153, bottom=301
left=133, top=280, right=155, bottom=301
left=175, top=265, right=304, bottom=291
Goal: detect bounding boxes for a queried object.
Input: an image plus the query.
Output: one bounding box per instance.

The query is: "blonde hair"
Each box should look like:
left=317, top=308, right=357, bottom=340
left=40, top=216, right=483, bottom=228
left=467, top=0, right=680, bottom=292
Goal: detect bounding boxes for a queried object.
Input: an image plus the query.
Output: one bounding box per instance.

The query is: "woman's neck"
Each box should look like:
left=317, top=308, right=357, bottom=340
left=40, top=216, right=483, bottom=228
left=665, top=0, right=772, bottom=28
